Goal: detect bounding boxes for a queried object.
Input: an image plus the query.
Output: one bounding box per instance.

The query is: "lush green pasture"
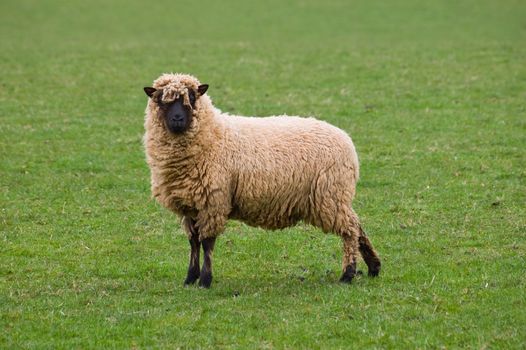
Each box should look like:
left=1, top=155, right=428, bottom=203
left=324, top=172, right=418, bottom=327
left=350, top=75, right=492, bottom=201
left=1, top=0, right=525, bottom=348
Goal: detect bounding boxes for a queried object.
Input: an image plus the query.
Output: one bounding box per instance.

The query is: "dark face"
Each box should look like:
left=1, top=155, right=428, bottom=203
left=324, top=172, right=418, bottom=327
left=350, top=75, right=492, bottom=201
left=159, top=96, right=192, bottom=134
left=144, top=84, right=209, bottom=135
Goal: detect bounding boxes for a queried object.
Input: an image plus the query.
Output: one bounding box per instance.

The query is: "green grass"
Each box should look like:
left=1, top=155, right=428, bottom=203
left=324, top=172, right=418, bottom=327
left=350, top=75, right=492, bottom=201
left=1, top=0, right=525, bottom=348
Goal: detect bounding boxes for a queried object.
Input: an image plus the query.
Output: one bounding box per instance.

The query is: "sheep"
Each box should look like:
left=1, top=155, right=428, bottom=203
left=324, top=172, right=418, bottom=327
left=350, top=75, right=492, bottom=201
left=143, top=73, right=381, bottom=288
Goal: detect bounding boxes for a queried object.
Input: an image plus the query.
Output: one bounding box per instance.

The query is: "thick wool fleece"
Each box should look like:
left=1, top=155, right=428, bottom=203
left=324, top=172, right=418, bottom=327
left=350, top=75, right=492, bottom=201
left=144, top=73, right=360, bottom=241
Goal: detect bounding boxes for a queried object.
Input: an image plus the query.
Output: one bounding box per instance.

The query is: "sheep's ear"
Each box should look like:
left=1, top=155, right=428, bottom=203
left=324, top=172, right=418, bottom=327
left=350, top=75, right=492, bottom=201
left=144, top=87, right=157, bottom=98
left=197, top=84, right=209, bottom=96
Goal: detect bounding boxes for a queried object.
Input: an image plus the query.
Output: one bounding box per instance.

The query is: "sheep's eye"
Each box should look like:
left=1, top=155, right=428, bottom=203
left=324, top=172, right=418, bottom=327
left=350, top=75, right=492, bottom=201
left=157, top=100, right=168, bottom=109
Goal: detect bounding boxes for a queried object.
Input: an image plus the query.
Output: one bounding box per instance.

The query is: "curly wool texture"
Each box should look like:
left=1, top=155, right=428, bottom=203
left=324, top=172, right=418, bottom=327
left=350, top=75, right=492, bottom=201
left=154, top=73, right=195, bottom=106
left=144, top=73, right=361, bottom=240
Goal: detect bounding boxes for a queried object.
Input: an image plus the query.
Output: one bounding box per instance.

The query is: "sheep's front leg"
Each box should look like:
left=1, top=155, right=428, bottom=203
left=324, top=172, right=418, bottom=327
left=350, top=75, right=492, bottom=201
left=183, top=217, right=201, bottom=285
left=195, top=208, right=227, bottom=288
left=198, top=237, right=216, bottom=288
left=194, top=201, right=228, bottom=288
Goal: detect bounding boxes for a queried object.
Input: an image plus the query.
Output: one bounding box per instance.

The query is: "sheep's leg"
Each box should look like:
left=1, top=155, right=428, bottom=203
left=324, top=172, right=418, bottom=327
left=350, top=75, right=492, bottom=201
left=198, top=237, right=216, bottom=288
left=184, top=232, right=201, bottom=285
left=340, top=233, right=359, bottom=283
left=358, top=225, right=381, bottom=277
left=337, top=208, right=364, bottom=284
left=183, top=218, right=201, bottom=285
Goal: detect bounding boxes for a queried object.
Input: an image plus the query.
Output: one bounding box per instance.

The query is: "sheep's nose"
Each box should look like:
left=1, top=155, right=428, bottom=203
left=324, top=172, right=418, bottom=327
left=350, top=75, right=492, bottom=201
left=172, top=114, right=184, bottom=121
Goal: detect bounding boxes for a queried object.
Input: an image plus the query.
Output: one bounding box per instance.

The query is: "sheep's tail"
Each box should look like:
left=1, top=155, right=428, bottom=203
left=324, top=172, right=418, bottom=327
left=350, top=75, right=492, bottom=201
left=357, top=225, right=381, bottom=277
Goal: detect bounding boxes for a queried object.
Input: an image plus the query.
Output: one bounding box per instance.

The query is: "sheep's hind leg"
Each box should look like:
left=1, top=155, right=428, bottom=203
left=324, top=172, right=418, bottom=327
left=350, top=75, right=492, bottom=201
left=336, top=208, right=365, bottom=283
left=340, top=233, right=359, bottom=283
left=183, top=218, right=201, bottom=285
left=198, top=237, right=216, bottom=288
left=358, top=225, right=381, bottom=277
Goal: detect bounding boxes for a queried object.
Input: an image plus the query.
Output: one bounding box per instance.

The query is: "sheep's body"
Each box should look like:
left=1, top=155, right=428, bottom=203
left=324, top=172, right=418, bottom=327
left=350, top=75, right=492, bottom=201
left=218, top=114, right=360, bottom=233
left=143, top=73, right=381, bottom=287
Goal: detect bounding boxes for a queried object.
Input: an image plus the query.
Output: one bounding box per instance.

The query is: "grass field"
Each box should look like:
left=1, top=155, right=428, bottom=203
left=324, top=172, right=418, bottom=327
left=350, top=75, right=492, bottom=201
left=1, top=0, right=525, bottom=348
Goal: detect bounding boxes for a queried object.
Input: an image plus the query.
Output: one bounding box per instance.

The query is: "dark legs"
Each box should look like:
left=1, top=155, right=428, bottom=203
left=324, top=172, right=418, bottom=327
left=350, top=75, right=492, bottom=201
left=182, top=217, right=217, bottom=288
left=198, top=237, right=216, bottom=288
left=358, top=226, right=381, bottom=277
left=339, top=210, right=381, bottom=283
left=183, top=218, right=201, bottom=285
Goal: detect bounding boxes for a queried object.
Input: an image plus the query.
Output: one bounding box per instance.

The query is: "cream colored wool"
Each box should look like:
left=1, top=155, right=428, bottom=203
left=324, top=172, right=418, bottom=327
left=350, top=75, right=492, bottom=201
left=144, top=73, right=365, bottom=269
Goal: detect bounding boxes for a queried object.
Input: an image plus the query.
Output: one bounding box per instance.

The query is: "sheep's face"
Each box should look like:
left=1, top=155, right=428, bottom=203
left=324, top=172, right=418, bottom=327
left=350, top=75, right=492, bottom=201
left=144, top=84, right=208, bottom=135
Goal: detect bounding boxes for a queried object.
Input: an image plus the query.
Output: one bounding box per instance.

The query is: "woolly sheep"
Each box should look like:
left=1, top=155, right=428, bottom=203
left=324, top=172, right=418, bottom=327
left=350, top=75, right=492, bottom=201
left=143, top=73, right=381, bottom=288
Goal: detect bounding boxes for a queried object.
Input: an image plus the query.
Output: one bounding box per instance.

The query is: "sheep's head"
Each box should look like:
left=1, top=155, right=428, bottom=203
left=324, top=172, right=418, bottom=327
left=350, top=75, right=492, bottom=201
left=144, top=74, right=208, bottom=134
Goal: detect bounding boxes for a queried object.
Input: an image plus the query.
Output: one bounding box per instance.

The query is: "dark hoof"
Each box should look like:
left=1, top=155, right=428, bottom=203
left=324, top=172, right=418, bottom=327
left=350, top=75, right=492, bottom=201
left=198, top=273, right=212, bottom=288
left=368, top=267, right=380, bottom=277
left=339, top=265, right=356, bottom=284
left=368, top=262, right=381, bottom=277
left=339, top=275, right=353, bottom=283
left=184, top=274, right=199, bottom=286
left=184, top=268, right=200, bottom=286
